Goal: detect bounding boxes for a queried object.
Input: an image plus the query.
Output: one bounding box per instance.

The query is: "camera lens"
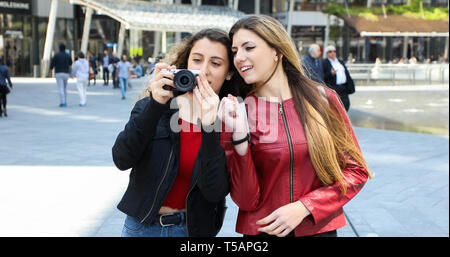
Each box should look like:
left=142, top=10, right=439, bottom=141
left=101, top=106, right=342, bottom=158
left=174, top=70, right=197, bottom=92
left=180, top=75, right=190, bottom=86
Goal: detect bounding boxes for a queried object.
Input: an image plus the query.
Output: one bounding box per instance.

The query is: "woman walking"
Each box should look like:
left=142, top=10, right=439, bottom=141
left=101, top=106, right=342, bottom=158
left=71, top=52, right=90, bottom=107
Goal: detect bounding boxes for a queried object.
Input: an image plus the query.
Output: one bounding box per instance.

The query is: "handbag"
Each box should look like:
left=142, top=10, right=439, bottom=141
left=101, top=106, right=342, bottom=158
left=89, top=67, right=95, bottom=80
left=108, top=63, right=114, bottom=72
left=0, top=85, right=10, bottom=95
left=347, top=81, right=355, bottom=94
left=344, top=64, right=355, bottom=94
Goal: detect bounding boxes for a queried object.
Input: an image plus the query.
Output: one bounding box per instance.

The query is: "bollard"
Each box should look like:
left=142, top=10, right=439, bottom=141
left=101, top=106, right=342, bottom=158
left=33, top=65, right=40, bottom=78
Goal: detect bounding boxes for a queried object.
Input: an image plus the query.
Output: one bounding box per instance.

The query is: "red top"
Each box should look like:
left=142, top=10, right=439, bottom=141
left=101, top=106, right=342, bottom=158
left=162, top=118, right=202, bottom=210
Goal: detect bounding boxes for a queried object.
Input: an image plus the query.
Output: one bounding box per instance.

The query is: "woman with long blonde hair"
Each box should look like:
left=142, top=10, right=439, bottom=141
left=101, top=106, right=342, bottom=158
left=218, top=15, right=373, bottom=237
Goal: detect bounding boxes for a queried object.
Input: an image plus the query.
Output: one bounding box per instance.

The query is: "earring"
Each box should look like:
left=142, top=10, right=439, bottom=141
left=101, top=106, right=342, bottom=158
left=274, top=55, right=279, bottom=62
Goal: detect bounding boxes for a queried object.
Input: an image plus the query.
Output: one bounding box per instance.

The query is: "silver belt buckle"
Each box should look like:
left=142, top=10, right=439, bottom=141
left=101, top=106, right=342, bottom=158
left=159, top=213, right=175, bottom=227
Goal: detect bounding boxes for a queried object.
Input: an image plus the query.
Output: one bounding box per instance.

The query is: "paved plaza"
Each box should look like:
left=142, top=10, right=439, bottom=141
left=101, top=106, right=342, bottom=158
left=0, top=77, right=448, bottom=237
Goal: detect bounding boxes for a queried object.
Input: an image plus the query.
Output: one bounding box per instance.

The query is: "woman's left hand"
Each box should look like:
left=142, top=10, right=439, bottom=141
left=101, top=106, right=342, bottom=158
left=256, top=201, right=311, bottom=237
left=193, top=72, right=220, bottom=126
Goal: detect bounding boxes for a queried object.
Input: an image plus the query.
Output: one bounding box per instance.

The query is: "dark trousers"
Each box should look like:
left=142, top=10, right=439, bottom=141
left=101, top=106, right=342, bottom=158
left=0, top=92, right=6, bottom=113
left=339, top=94, right=350, bottom=112
left=112, top=68, right=119, bottom=88
left=103, top=66, right=109, bottom=85
left=244, top=230, right=337, bottom=238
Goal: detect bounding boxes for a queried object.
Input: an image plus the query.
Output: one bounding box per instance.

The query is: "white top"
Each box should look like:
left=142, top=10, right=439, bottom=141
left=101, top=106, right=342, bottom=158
left=72, top=58, right=89, bottom=80
left=327, top=58, right=347, bottom=85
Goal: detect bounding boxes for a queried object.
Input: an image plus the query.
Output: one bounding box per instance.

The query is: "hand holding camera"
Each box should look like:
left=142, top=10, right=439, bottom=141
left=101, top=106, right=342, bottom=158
left=149, top=62, right=203, bottom=104
left=167, top=69, right=201, bottom=93
left=149, top=63, right=219, bottom=126
left=148, top=63, right=177, bottom=104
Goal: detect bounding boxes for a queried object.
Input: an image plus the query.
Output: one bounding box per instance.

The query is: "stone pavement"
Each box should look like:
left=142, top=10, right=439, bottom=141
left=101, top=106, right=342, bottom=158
left=0, top=78, right=447, bottom=237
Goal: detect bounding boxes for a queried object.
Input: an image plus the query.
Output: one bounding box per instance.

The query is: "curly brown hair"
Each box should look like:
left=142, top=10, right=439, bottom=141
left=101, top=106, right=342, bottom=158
left=138, top=28, right=244, bottom=101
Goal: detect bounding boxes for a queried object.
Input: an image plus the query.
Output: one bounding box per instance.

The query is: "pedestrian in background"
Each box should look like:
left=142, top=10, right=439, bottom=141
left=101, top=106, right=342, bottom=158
left=50, top=43, right=72, bottom=107
left=322, top=45, right=355, bottom=111
left=110, top=52, right=120, bottom=89
left=116, top=54, right=131, bottom=100
left=0, top=59, right=13, bottom=117
left=302, top=43, right=324, bottom=84
left=346, top=52, right=354, bottom=64
left=130, top=58, right=143, bottom=78
left=88, top=51, right=98, bottom=86
left=101, top=50, right=111, bottom=86
left=71, top=52, right=90, bottom=107
left=146, top=57, right=155, bottom=75
left=112, top=28, right=238, bottom=237
left=220, top=15, right=372, bottom=237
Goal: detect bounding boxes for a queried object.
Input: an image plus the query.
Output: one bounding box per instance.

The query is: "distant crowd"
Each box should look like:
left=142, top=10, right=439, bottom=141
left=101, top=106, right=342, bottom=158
left=48, top=43, right=168, bottom=107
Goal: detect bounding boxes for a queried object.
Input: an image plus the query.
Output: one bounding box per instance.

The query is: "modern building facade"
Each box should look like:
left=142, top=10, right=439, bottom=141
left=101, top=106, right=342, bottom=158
left=1, top=0, right=35, bottom=76
left=1, top=0, right=448, bottom=76
left=268, top=0, right=449, bottom=63
left=0, top=0, right=85, bottom=76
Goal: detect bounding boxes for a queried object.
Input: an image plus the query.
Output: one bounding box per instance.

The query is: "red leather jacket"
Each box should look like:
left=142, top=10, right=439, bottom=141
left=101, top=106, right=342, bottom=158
left=222, top=87, right=368, bottom=236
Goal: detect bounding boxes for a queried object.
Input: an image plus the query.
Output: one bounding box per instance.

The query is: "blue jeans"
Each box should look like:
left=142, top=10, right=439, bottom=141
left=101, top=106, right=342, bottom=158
left=119, top=77, right=128, bottom=98
left=121, top=214, right=187, bottom=237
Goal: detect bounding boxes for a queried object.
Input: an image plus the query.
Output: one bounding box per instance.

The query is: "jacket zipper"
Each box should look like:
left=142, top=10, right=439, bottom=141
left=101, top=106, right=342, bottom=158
left=140, top=147, right=174, bottom=223
left=279, top=102, right=294, bottom=203
left=184, top=173, right=200, bottom=237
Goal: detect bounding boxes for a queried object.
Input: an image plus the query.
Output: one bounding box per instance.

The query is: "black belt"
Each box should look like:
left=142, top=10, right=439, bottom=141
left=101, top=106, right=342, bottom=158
left=154, top=211, right=186, bottom=227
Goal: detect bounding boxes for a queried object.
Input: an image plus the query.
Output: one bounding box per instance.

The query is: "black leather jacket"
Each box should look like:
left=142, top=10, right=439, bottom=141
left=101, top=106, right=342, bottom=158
left=112, top=95, right=229, bottom=237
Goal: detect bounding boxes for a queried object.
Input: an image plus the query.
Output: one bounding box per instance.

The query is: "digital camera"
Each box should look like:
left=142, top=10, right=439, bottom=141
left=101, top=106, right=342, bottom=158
left=163, top=69, right=201, bottom=94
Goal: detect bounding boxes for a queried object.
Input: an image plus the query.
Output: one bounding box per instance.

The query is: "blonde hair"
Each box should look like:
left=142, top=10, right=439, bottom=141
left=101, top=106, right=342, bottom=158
left=230, top=15, right=373, bottom=194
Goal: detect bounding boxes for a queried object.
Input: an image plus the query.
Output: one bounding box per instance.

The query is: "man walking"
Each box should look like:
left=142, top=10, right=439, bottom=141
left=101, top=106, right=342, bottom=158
left=116, top=54, right=131, bottom=100
left=50, top=43, right=72, bottom=107
left=302, top=43, right=324, bottom=84
left=101, top=49, right=110, bottom=86
left=87, top=51, right=98, bottom=86
left=322, top=45, right=355, bottom=111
